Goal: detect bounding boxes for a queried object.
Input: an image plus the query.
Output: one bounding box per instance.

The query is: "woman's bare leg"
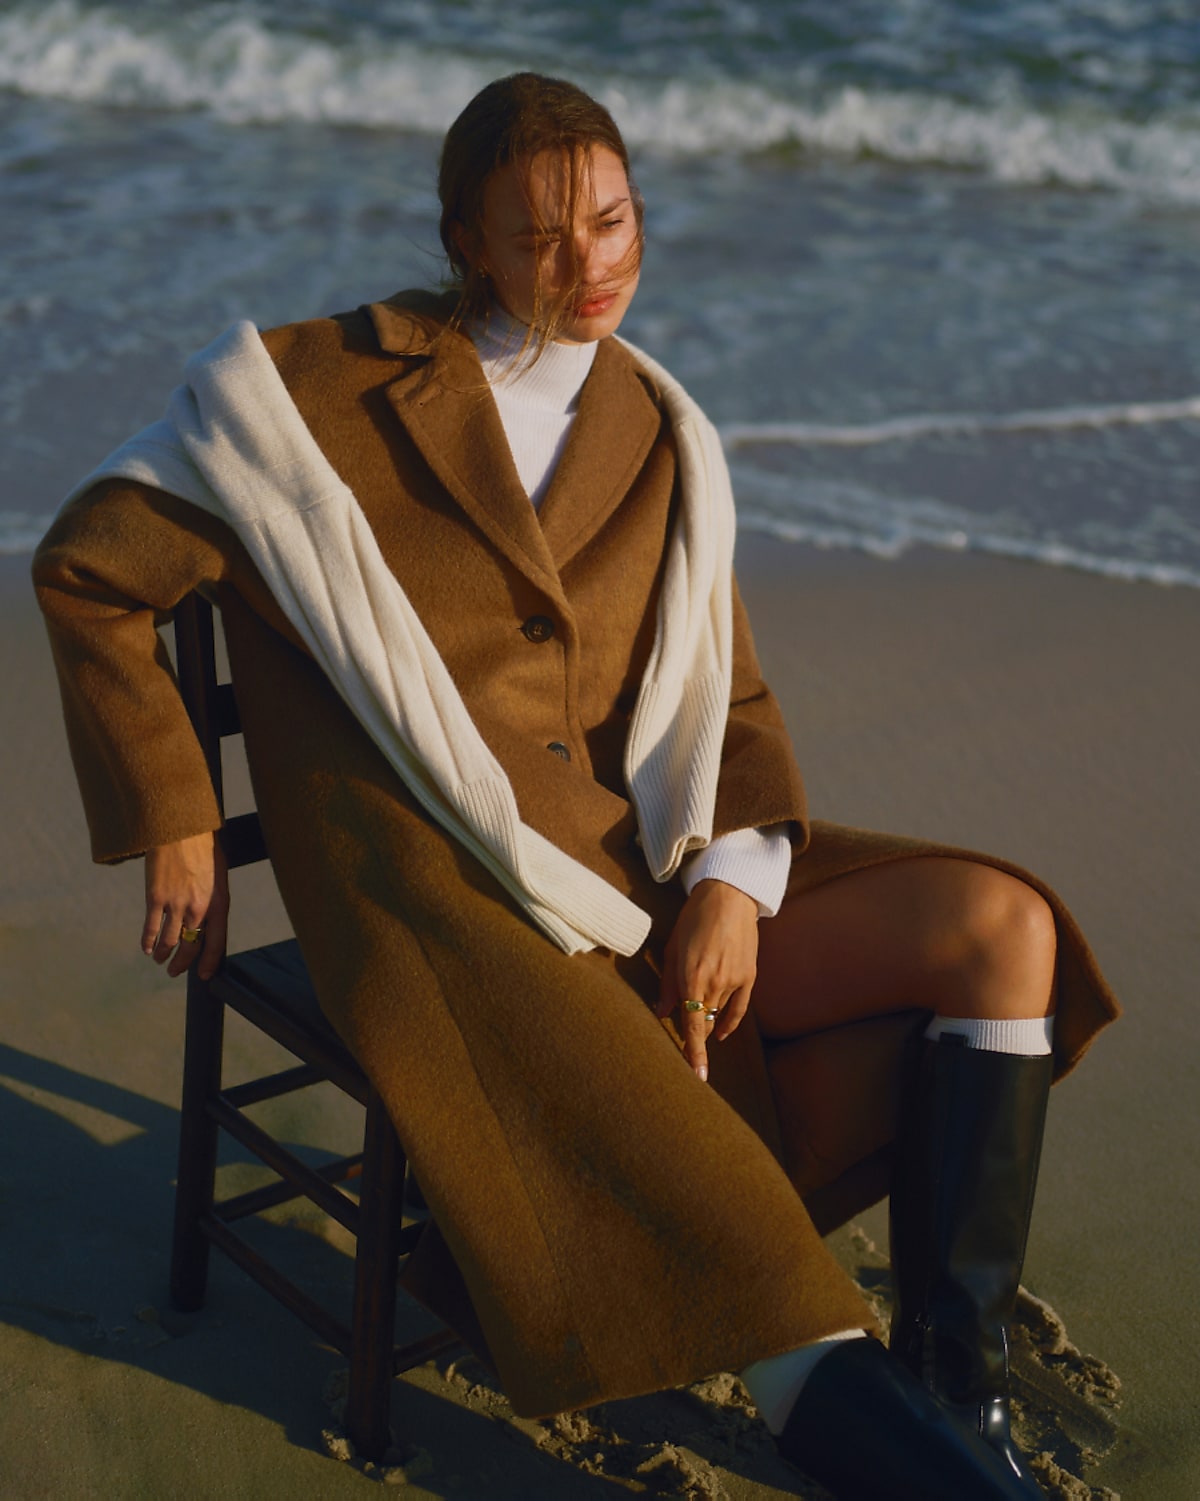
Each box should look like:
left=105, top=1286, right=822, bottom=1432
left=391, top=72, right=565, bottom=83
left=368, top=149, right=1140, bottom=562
left=753, top=857, right=1056, bottom=1042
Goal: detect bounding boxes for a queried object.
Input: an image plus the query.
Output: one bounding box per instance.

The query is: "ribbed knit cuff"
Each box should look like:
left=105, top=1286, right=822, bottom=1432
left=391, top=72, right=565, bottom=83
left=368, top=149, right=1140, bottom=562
left=680, top=824, right=792, bottom=917
left=923, top=1014, right=1055, bottom=1055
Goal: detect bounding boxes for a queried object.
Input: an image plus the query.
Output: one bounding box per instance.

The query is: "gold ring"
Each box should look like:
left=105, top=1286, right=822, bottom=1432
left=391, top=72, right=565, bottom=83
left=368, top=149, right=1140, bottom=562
left=683, top=1000, right=704, bottom=1013
left=704, top=1009, right=719, bottom=1022
left=179, top=925, right=205, bottom=944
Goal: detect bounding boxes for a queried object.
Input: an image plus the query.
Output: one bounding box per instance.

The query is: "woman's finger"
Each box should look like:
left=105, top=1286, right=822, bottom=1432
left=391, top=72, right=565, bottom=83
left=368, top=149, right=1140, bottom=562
left=166, top=913, right=207, bottom=978
left=141, top=900, right=166, bottom=959
left=153, top=906, right=184, bottom=964
left=196, top=848, right=230, bottom=982
left=656, top=938, right=681, bottom=1019
left=712, top=984, right=751, bottom=1042
left=680, top=994, right=722, bottom=1082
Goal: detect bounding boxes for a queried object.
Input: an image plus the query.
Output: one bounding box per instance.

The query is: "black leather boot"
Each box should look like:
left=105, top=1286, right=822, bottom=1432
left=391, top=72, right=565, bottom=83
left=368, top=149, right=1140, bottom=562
left=777, top=1336, right=1041, bottom=1499
left=889, top=1033, right=1053, bottom=1492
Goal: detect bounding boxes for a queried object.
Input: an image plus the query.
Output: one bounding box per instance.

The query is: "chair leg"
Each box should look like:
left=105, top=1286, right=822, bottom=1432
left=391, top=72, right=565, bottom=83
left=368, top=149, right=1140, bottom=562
left=170, top=974, right=225, bottom=1312
left=345, top=1090, right=407, bottom=1462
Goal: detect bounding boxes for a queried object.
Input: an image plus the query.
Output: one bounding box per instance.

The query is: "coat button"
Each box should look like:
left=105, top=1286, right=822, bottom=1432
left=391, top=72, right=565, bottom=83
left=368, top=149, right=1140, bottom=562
left=547, top=741, right=572, bottom=761
left=521, top=615, right=555, bottom=643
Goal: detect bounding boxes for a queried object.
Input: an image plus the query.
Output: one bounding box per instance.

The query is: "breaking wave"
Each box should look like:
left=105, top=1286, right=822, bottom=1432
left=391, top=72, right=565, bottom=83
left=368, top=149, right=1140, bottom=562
left=3, top=2, right=1200, bottom=201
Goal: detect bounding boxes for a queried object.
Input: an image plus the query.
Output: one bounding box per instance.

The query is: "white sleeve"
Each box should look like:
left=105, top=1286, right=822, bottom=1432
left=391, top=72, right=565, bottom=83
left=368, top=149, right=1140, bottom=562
left=679, top=824, right=792, bottom=918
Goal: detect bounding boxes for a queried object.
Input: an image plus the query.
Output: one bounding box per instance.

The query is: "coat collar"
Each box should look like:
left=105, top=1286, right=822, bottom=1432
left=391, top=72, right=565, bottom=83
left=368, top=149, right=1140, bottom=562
left=364, top=292, right=665, bottom=586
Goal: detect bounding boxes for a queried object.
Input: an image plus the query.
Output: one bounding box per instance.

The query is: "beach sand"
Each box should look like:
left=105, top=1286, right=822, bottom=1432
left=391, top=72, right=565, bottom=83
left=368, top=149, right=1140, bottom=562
left=2, top=537, right=1196, bottom=1498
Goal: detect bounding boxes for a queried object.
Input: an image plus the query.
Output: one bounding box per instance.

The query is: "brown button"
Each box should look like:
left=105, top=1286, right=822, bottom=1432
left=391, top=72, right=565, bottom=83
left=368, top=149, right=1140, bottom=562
left=547, top=741, right=572, bottom=762
left=521, top=615, right=555, bottom=643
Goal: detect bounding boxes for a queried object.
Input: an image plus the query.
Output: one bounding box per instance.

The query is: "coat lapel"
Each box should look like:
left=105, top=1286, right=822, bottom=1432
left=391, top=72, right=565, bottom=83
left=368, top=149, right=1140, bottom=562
left=536, top=337, right=665, bottom=570
left=366, top=295, right=563, bottom=596
left=365, top=296, right=666, bottom=588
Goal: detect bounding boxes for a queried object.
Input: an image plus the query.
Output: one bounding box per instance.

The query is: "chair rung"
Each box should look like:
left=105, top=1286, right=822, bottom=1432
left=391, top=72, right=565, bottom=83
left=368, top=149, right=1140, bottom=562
left=216, top=1154, right=366, bottom=1224
left=200, top=1213, right=352, bottom=1356
left=208, top=1095, right=361, bottom=1236
left=393, top=1327, right=465, bottom=1376
left=209, top=972, right=370, bottom=1105
left=223, top=1062, right=328, bottom=1109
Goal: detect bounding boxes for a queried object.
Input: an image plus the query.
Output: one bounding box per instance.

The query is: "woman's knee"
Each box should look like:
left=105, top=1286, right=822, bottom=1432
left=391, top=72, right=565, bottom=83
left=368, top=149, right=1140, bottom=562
left=936, top=864, right=1057, bottom=1012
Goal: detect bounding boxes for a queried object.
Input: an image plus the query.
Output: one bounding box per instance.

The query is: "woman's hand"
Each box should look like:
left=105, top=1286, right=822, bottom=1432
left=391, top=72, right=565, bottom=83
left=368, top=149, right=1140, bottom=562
left=142, top=832, right=229, bottom=981
left=656, top=878, right=759, bottom=1082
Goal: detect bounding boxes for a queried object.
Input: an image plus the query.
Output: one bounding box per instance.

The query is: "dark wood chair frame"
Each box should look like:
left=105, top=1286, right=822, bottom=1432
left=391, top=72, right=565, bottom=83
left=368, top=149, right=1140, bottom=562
left=169, top=593, right=459, bottom=1461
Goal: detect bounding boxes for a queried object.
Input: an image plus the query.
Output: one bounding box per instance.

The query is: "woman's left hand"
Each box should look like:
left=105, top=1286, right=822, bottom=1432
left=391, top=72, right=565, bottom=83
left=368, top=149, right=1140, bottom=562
left=656, top=879, right=759, bottom=1082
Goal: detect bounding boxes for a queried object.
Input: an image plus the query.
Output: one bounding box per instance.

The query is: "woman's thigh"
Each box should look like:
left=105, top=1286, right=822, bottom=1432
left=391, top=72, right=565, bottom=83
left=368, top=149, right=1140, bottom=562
left=752, top=856, right=1057, bottom=1041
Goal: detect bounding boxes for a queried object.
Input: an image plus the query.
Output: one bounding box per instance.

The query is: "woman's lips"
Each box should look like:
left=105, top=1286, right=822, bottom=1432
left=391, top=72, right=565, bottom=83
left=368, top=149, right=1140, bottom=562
left=573, top=292, right=617, bottom=318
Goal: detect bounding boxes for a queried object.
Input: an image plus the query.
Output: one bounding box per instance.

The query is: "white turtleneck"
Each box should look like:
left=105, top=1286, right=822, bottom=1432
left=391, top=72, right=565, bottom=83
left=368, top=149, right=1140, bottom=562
left=470, top=312, right=791, bottom=918
left=471, top=314, right=597, bottom=509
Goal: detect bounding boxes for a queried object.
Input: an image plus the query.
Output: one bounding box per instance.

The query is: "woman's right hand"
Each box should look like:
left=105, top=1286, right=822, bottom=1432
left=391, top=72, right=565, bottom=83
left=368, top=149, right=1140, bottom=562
left=142, top=832, right=229, bottom=981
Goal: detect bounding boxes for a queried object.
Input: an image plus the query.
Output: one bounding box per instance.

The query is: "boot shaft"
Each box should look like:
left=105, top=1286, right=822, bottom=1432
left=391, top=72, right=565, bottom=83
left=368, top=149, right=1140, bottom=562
left=889, top=1035, right=1053, bottom=1403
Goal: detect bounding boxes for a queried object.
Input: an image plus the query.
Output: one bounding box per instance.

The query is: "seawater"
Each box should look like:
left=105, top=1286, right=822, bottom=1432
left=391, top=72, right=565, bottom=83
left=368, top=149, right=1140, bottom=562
left=3, top=0, right=1199, bottom=586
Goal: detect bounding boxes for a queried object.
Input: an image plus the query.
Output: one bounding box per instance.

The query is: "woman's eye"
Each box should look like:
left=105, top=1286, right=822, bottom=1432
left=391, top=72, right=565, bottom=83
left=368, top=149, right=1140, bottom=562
left=600, top=218, right=625, bottom=232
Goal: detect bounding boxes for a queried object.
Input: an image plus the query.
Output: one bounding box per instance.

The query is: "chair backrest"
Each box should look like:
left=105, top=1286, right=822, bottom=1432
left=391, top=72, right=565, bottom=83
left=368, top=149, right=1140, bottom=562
left=173, top=593, right=268, bottom=869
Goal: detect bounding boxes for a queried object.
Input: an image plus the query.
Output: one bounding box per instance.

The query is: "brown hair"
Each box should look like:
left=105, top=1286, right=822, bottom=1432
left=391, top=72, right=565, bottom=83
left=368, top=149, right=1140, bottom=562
left=438, top=72, right=644, bottom=346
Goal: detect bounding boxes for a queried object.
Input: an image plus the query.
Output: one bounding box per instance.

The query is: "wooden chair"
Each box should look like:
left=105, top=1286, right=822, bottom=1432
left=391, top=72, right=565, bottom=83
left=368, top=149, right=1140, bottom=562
left=169, top=593, right=460, bottom=1461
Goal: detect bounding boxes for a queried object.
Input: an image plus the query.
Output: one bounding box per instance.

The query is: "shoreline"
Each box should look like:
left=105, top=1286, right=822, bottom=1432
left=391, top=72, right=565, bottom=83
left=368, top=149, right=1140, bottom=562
left=3, top=539, right=1197, bottom=1495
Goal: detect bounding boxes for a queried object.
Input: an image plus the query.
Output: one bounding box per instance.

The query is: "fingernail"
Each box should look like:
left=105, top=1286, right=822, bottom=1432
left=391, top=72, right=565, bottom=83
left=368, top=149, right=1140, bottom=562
left=696, top=1065, right=708, bottom=1083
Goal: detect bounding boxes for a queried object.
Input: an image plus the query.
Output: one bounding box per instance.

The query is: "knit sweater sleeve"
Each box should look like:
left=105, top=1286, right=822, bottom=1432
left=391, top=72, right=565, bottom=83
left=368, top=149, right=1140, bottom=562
left=679, top=824, right=792, bottom=916
left=708, top=573, right=809, bottom=848
left=32, top=478, right=237, bottom=863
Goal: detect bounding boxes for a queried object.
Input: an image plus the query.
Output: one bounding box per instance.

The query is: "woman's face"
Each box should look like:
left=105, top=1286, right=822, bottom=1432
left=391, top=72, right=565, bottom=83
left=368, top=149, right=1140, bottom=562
left=470, top=145, right=640, bottom=343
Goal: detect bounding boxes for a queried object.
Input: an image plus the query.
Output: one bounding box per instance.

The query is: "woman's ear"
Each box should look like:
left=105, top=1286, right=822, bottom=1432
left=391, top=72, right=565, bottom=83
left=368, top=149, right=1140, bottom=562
left=450, top=219, right=481, bottom=274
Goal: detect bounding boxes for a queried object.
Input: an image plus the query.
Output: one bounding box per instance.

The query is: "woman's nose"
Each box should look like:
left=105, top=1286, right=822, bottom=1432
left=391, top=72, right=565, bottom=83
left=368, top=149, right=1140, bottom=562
left=573, top=230, right=609, bottom=284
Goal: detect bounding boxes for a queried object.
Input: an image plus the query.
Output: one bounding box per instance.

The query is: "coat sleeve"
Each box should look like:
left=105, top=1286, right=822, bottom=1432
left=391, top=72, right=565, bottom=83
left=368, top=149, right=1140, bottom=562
left=32, top=478, right=238, bottom=863
left=709, top=572, right=810, bottom=849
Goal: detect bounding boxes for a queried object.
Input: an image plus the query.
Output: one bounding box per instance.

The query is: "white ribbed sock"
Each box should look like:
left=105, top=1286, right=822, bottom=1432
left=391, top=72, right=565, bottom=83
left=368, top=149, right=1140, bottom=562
left=740, top=1329, right=867, bottom=1435
left=924, top=1013, right=1055, bottom=1056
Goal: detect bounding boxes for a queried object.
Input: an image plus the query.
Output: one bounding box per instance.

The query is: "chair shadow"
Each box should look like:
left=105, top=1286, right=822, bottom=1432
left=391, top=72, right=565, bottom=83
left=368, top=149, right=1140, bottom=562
left=0, top=1041, right=641, bottom=1495
left=0, top=1038, right=1117, bottom=1496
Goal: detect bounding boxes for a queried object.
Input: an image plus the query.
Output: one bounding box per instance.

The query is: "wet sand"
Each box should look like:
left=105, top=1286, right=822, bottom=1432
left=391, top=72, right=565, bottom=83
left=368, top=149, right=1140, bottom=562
left=2, top=538, right=1196, bottom=1497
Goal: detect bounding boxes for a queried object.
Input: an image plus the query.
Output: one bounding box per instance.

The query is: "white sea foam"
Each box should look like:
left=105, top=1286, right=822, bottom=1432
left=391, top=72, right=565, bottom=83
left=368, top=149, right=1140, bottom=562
left=721, top=394, right=1200, bottom=451
left=727, top=460, right=1200, bottom=589
left=3, top=2, right=1200, bottom=201
left=0, top=1, right=494, bottom=132
left=736, top=506, right=1200, bottom=589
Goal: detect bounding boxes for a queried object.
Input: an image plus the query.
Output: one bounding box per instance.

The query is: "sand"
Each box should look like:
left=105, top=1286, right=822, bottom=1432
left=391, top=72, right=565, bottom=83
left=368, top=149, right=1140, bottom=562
left=2, top=536, right=1196, bottom=1498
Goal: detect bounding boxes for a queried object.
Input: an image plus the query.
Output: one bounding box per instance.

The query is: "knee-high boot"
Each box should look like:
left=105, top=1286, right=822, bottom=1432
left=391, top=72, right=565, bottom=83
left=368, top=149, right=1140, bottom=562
left=888, top=1032, right=1052, bottom=1491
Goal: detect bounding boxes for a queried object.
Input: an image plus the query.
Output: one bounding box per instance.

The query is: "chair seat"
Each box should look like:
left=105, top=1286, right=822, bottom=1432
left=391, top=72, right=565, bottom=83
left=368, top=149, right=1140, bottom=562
left=224, top=938, right=356, bottom=1067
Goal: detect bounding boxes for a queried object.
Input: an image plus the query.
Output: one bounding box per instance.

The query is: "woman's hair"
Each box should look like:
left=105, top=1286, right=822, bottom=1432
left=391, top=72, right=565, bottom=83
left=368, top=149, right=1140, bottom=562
left=438, top=72, right=644, bottom=345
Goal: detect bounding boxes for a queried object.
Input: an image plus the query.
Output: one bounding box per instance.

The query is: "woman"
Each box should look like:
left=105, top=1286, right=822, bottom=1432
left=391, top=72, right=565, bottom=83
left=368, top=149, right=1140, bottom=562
left=34, top=73, right=1118, bottom=1498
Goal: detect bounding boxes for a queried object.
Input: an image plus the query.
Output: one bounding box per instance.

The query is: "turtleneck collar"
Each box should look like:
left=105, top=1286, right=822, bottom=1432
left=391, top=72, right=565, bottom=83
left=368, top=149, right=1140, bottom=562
left=470, top=307, right=598, bottom=412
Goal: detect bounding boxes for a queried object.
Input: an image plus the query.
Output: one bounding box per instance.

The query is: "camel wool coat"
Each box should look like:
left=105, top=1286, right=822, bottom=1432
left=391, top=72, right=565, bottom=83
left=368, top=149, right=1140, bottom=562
left=33, top=290, right=1120, bottom=1417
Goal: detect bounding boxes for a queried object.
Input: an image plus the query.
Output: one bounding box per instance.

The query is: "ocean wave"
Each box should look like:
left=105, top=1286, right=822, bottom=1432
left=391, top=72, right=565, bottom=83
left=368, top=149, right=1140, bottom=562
left=736, top=507, right=1200, bottom=590
left=727, top=458, right=1200, bottom=590
left=721, top=394, right=1200, bottom=451
left=3, top=2, right=1200, bottom=201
